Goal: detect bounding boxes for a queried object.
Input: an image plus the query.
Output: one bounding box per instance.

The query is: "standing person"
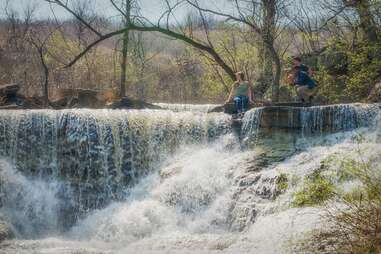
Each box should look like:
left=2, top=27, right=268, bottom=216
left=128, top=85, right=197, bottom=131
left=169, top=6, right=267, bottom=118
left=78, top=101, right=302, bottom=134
left=292, top=56, right=314, bottom=77
left=287, top=67, right=318, bottom=104
left=225, top=71, right=254, bottom=116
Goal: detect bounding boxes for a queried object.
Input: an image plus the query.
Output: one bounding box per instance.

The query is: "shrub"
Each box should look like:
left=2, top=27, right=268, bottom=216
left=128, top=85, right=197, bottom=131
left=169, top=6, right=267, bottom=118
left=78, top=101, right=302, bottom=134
left=315, top=39, right=381, bottom=103
left=299, top=157, right=381, bottom=254
left=276, top=173, right=289, bottom=192
left=292, top=171, right=335, bottom=207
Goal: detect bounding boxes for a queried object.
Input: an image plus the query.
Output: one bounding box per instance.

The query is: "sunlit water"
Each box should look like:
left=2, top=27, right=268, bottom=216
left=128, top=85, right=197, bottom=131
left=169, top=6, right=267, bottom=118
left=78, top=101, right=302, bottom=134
left=0, top=104, right=380, bottom=253
left=153, top=103, right=219, bottom=113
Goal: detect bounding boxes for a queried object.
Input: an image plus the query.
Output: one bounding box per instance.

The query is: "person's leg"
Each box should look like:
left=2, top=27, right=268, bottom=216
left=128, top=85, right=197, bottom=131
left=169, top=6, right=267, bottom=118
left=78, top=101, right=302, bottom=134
left=242, top=96, right=249, bottom=112
left=296, top=86, right=309, bottom=102
left=306, top=87, right=318, bottom=103
left=234, top=96, right=242, bottom=113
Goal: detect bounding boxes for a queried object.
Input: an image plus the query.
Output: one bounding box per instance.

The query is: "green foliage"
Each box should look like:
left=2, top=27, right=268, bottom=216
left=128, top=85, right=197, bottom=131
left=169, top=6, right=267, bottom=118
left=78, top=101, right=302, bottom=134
left=298, top=151, right=381, bottom=254
left=292, top=170, right=335, bottom=207
left=192, top=27, right=262, bottom=101
left=316, top=39, right=381, bottom=103
left=276, top=173, right=289, bottom=192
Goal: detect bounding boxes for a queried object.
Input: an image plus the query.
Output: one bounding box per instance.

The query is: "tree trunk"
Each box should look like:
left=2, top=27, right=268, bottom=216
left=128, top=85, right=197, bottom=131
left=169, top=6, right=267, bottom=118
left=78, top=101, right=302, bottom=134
left=120, top=30, right=129, bottom=97
left=344, top=0, right=379, bottom=43
left=39, top=49, right=49, bottom=106
left=120, top=0, right=131, bottom=98
left=256, top=40, right=273, bottom=99
left=267, top=42, right=281, bottom=102
left=356, top=0, right=378, bottom=43
left=261, top=0, right=280, bottom=102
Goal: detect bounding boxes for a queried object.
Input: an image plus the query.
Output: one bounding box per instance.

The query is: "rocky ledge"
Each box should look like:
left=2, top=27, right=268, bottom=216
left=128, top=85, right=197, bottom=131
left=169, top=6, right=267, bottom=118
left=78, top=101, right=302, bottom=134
left=211, top=102, right=381, bottom=132
left=0, top=85, right=161, bottom=110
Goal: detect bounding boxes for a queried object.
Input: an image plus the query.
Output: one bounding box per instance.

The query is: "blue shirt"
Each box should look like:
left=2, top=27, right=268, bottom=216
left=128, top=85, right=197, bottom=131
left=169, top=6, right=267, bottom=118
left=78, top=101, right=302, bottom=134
left=299, top=64, right=309, bottom=73
left=295, top=71, right=317, bottom=89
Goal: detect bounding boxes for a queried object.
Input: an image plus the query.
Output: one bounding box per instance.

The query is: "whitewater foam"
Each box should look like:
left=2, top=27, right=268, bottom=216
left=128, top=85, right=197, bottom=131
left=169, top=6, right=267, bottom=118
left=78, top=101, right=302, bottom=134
left=1, top=104, right=381, bottom=254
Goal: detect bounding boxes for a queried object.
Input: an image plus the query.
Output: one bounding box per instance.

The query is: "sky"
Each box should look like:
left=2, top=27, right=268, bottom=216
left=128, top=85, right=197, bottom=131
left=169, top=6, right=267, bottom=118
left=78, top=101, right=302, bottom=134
left=0, top=0, right=230, bottom=23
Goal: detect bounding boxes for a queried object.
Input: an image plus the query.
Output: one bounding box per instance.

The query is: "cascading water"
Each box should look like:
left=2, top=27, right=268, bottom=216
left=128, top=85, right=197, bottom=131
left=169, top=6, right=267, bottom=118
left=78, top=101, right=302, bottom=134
left=0, top=103, right=381, bottom=254
left=0, top=109, right=231, bottom=232
left=300, top=103, right=380, bottom=134
left=153, top=103, right=219, bottom=113
left=0, top=160, right=64, bottom=238
left=241, top=108, right=263, bottom=144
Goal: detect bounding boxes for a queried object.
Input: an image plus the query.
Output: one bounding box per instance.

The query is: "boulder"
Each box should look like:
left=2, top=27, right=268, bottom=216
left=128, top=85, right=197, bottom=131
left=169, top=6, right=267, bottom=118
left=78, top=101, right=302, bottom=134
left=368, top=81, right=381, bottom=102
left=0, top=83, right=19, bottom=97
left=12, top=95, right=45, bottom=109
left=0, top=83, right=20, bottom=106
left=56, top=88, right=103, bottom=108
left=54, top=89, right=160, bottom=110
left=107, top=97, right=161, bottom=110
left=49, top=97, right=68, bottom=109
left=0, top=220, right=13, bottom=242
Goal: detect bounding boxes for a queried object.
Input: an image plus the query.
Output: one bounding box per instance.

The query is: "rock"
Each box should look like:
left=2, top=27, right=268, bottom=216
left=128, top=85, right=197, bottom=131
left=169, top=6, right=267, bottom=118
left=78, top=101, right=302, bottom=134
left=368, top=81, right=381, bottom=102
left=0, top=104, right=20, bottom=109
left=13, top=95, right=45, bottom=109
left=0, top=83, right=19, bottom=106
left=54, top=89, right=160, bottom=110
left=107, top=97, right=161, bottom=110
left=159, top=165, right=182, bottom=180
left=0, top=220, right=13, bottom=242
left=208, top=102, right=304, bottom=115
left=208, top=103, right=257, bottom=114
left=57, top=88, right=103, bottom=108
left=243, top=103, right=379, bottom=132
left=50, top=97, right=68, bottom=109
left=208, top=104, right=225, bottom=113
left=0, top=83, right=19, bottom=97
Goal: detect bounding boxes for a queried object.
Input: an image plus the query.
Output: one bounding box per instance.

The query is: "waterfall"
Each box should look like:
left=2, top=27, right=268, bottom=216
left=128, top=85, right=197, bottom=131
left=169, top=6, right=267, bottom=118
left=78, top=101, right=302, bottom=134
left=300, top=103, right=380, bottom=134
left=241, top=108, right=264, bottom=144
left=69, top=135, right=244, bottom=242
left=1, top=104, right=381, bottom=253
left=0, top=159, right=65, bottom=238
left=0, top=109, right=231, bottom=230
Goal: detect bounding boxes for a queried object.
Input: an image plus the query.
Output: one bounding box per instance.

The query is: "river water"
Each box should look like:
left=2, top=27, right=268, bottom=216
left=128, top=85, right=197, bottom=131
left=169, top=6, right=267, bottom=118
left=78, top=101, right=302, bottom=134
left=0, top=103, right=380, bottom=253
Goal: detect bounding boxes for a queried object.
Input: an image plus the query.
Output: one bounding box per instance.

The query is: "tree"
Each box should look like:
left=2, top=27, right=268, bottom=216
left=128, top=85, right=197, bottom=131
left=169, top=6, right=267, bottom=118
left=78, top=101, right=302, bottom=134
left=120, top=0, right=131, bottom=97
left=185, top=0, right=285, bottom=101
left=343, top=0, right=379, bottom=43
left=110, top=0, right=134, bottom=97
left=44, top=0, right=236, bottom=91
left=28, top=25, right=54, bottom=106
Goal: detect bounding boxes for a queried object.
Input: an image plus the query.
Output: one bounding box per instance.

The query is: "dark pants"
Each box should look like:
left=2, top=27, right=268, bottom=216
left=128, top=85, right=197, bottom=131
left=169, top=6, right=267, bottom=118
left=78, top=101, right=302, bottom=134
left=234, top=96, right=249, bottom=113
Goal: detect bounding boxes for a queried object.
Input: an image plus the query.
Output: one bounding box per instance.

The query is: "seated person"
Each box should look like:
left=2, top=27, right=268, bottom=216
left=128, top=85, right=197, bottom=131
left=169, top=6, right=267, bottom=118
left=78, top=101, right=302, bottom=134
left=287, top=66, right=318, bottom=103
left=225, top=71, right=254, bottom=115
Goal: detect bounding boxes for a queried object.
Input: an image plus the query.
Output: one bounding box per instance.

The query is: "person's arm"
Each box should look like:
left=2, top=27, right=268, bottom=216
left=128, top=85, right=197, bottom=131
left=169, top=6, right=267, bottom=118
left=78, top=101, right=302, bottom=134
left=287, top=73, right=295, bottom=86
left=225, top=83, right=236, bottom=103
left=308, top=68, right=314, bottom=77
left=248, top=82, right=254, bottom=104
